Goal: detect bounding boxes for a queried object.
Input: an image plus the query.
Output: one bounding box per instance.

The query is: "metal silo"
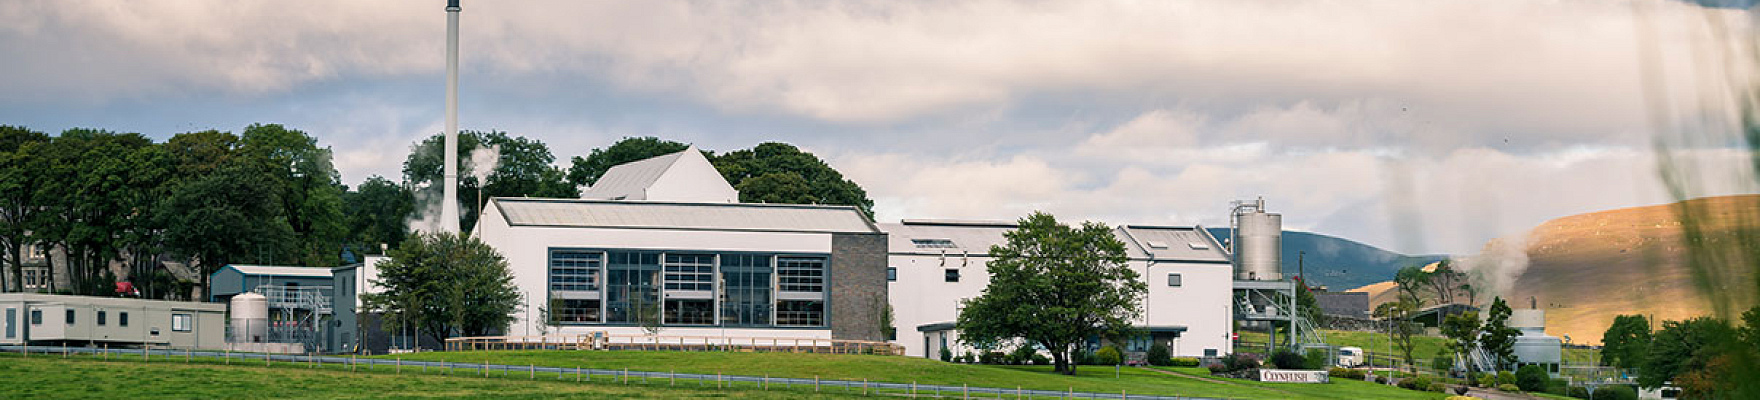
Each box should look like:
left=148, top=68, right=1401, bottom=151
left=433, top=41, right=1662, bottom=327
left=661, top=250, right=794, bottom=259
left=1231, top=198, right=1283, bottom=281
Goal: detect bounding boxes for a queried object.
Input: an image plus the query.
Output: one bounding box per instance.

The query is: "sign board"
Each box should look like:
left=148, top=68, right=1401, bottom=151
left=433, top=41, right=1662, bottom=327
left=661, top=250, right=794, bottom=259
left=1258, top=369, right=1329, bottom=383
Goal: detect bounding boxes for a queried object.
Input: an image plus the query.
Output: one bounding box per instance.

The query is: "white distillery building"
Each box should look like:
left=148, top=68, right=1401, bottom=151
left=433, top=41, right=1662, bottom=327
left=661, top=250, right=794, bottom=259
left=883, top=220, right=1234, bottom=360
left=473, top=197, right=890, bottom=342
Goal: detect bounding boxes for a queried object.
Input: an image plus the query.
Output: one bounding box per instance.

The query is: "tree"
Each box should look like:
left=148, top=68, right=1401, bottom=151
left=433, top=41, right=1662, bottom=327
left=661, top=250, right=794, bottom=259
left=342, top=176, right=415, bottom=254
left=1479, top=297, right=1521, bottom=370
left=1375, top=297, right=1423, bottom=373
left=158, top=155, right=294, bottom=294
left=403, top=130, right=576, bottom=233
left=710, top=142, right=874, bottom=218
left=566, top=136, right=691, bottom=187
left=239, top=124, right=346, bottom=268
left=1600, top=314, right=1653, bottom=370
left=1638, top=317, right=1736, bottom=389
left=1440, top=311, right=1482, bottom=379
left=955, top=212, right=1146, bottom=375
left=363, top=232, right=520, bottom=345
left=0, top=126, right=49, bottom=292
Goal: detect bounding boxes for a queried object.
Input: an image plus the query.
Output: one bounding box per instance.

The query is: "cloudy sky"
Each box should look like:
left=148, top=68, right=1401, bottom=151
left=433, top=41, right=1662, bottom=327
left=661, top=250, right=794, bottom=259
left=2, top=0, right=1756, bottom=255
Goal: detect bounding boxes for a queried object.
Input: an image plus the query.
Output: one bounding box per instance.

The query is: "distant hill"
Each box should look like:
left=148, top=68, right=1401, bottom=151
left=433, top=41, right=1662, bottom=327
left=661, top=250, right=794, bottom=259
left=1206, top=228, right=1446, bottom=291
left=1349, top=195, right=1760, bottom=345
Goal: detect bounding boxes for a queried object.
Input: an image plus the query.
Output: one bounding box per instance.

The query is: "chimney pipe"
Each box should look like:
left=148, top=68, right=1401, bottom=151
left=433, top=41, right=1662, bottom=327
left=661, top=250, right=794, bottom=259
left=440, top=0, right=462, bottom=234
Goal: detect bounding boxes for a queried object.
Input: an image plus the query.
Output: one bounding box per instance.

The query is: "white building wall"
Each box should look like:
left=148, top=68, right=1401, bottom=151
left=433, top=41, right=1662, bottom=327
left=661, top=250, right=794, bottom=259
left=644, top=151, right=738, bottom=203
left=476, top=206, right=834, bottom=339
left=888, top=254, right=1232, bottom=359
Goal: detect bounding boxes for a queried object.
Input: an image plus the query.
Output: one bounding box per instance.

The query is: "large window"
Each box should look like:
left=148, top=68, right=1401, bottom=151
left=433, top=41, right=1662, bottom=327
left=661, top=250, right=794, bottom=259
left=664, top=299, right=715, bottom=325
left=776, top=300, right=825, bottom=327
left=552, top=299, right=601, bottom=324
left=663, top=254, right=715, bottom=292
left=776, top=256, right=826, bottom=293
left=172, top=314, right=192, bottom=332
left=605, top=251, right=660, bottom=324
left=549, top=250, right=601, bottom=292
left=720, top=254, right=772, bottom=327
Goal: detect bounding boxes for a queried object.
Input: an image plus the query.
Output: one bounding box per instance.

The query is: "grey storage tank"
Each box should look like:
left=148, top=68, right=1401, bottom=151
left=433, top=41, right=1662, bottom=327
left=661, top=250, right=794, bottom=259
left=1232, top=198, right=1283, bottom=281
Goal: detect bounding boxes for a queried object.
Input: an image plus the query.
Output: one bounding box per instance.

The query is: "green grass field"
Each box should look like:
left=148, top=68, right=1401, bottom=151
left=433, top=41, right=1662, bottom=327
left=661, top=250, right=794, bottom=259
left=377, top=350, right=1447, bottom=399
left=0, top=353, right=855, bottom=399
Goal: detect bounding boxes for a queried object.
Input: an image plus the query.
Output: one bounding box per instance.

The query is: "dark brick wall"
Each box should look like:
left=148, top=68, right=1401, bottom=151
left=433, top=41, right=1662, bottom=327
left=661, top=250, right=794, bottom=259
left=830, top=232, right=888, bottom=341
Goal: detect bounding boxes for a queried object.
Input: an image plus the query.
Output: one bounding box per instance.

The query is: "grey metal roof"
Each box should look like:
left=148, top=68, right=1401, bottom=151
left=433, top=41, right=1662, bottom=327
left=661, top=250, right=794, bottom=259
left=580, top=148, right=691, bottom=200
left=223, top=265, right=333, bottom=278
left=492, top=197, right=880, bottom=234
left=880, top=220, right=1231, bottom=262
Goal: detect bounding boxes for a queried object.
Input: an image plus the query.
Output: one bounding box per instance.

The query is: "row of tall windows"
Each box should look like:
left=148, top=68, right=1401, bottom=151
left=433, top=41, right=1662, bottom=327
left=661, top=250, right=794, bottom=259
left=548, top=249, right=828, bottom=328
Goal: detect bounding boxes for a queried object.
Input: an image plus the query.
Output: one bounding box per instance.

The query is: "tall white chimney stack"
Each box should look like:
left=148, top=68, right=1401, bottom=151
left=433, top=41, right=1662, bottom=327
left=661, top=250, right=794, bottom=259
left=440, top=0, right=462, bottom=234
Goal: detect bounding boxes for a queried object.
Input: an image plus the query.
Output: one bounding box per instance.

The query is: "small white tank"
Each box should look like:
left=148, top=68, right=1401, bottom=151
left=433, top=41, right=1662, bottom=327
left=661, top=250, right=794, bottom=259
left=230, top=292, right=269, bottom=343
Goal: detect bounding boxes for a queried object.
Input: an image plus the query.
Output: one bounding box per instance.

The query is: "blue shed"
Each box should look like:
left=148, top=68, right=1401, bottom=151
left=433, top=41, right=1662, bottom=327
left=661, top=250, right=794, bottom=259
left=208, top=265, right=336, bottom=302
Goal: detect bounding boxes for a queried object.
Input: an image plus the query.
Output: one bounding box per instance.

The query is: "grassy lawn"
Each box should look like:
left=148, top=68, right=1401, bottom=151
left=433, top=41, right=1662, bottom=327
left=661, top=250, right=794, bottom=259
left=0, top=353, right=854, bottom=399
left=1148, top=366, right=1447, bottom=400
left=378, top=350, right=1448, bottom=400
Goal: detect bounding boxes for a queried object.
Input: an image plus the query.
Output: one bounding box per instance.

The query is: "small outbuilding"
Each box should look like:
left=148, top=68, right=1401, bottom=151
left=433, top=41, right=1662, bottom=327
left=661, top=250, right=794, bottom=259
left=0, top=293, right=225, bottom=349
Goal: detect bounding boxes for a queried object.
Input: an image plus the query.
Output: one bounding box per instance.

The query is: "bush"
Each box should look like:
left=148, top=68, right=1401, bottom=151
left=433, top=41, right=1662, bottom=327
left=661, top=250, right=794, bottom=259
left=1146, top=343, right=1172, bottom=366
left=1207, top=364, right=1227, bottom=374
left=1328, top=367, right=1366, bottom=380
left=1578, top=385, right=1637, bottom=400
left=1496, top=371, right=1516, bottom=386
left=1304, top=348, right=1331, bottom=370
left=1516, top=365, right=1549, bottom=392
left=1453, top=385, right=1470, bottom=395
left=1497, top=383, right=1521, bottom=392
left=1399, top=376, right=1432, bottom=391
left=1427, top=383, right=1448, bottom=393
left=1007, top=345, right=1036, bottom=365
left=1474, top=372, right=1495, bottom=387
left=1375, top=375, right=1390, bottom=384
left=980, top=351, right=1007, bottom=365
left=1030, top=353, right=1050, bottom=366
left=1093, top=346, right=1123, bottom=365
left=1270, top=349, right=1307, bottom=369
left=1221, top=353, right=1260, bottom=372
left=939, top=347, right=952, bottom=362
left=1169, top=357, right=1201, bottom=367
left=1072, top=349, right=1095, bottom=365
left=959, top=353, right=976, bottom=364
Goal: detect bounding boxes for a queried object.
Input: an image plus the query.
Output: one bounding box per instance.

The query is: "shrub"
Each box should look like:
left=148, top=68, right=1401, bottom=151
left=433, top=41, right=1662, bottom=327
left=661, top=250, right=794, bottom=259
left=1221, top=353, right=1260, bottom=372
left=1327, top=367, right=1366, bottom=380
left=1585, top=385, right=1637, bottom=400
left=1304, top=348, right=1331, bottom=370
left=1375, top=375, right=1390, bottom=384
left=1497, top=383, right=1521, bottom=392
left=939, top=347, right=952, bottom=363
left=1453, top=385, right=1470, bottom=395
left=1270, top=349, right=1307, bottom=369
left=1008, top=345, right=1036, bottom=365
left=1093, top=345, right=1123, bottom=366
left=1030, top=353, right=1050, bottom=366
left=1475, top=372, right=1495, bottom=387
left=1207, top=364, right=1227, bottom=374
left=1515, top=365, right=1549, bottom=392
left=980, top=351, right=1007, bottom=365
left=959, top=353, right=976, bottom=364
left=1496, top=371, right=1516, bottom=386
left=1169, top=357, right=1201, bottom=367
left=1072, top=349, right=1095, bottom=365
left=1427, top=383, right=1448, bottom=393
left=1399, top=376, right=1432, bottom=391
left=1146, top=343, right=1172, bottom=366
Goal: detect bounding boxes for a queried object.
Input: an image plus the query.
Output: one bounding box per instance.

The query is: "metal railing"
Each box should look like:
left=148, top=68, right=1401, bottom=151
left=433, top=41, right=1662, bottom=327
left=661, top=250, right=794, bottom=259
left=1, top=344, right=1214, bottom=400
left=444, top=333, right=905, bottom=355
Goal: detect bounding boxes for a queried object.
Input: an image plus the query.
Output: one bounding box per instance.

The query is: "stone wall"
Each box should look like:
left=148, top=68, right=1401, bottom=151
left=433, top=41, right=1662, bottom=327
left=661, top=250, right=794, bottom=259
left=829, top=232, right=888, bottom=341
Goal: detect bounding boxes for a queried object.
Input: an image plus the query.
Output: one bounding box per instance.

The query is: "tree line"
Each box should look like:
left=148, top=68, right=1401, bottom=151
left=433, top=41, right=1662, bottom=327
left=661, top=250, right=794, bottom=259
left=0, top=124, right=872, bottom=300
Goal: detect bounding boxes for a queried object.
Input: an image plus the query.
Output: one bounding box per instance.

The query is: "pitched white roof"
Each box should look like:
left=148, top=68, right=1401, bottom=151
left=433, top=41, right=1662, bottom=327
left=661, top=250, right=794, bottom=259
left=491, top=197, right=880, bottom=234
left=581, top=150, right=690, bottom=200
left=224, top=265, right=333, bottom=278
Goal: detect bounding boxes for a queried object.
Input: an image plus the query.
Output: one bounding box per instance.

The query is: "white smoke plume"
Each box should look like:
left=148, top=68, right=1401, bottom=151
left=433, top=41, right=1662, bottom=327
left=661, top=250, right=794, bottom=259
left=1455, top=231, right=1533, bottom=298
left=469, top=144, right=500, bottom=187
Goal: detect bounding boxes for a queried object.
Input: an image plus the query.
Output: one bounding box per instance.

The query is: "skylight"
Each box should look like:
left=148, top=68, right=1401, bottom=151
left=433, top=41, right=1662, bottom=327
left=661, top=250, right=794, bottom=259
left=912, top=238, right=958, bottom=249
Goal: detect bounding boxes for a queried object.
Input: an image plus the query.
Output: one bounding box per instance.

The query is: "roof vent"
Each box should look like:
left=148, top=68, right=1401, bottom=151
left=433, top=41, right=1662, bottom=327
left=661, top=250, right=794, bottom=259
left=1188, top=242, right=1210, bottom=250
left=1146, top=241, right=1169, bottom=249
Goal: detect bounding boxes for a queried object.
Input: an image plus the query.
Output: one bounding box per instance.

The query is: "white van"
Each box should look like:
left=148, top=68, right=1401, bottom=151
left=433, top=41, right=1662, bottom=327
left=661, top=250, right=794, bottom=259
left=1336, top=346, right=1364, bottom=368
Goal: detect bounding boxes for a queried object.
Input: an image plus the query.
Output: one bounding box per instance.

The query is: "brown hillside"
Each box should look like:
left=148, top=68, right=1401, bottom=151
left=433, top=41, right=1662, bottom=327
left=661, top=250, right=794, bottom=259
left=1347, top=195, right=1760, bottom=344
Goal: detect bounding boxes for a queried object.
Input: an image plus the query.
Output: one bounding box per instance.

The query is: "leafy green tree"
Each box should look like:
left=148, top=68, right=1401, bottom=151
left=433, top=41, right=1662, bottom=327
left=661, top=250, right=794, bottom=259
left=1638, top=317, right=1736, bottom=389
left=240, top=124, right=346, bottom=268
left=710, top=142, right=874, bottom=218
left=1440, top=311, right=1482, bottom=378
left=363, top=232, right=521, bottom=345
left=1375, top=297, right=1423, bottom=373
left=342, top=176, right=415, bottom=254
left=403, top=130, right=577, bottom=233
left=33, top=129, right=159, bottom=295
left=955, top=212, right=1146, bottom=375
left=1600, top=314, right=1653, bottom=370
left=158, top=155, right=294, bottom=294
left=0, top=126, right=49, bottom=292
left=566, top=136, right=691, bottom=187
left=1479, top=297, right=1521, bottom=370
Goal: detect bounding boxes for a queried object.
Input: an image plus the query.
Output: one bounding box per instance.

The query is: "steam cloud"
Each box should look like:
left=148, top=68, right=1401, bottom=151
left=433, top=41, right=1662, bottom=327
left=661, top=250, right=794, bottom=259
left=1455, top=231, right=1533, bottom=299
